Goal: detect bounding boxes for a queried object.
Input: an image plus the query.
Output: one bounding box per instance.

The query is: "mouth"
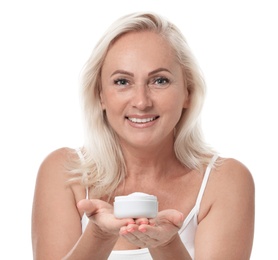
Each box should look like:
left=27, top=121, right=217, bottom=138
left=126, top=116, right=159, bottom=124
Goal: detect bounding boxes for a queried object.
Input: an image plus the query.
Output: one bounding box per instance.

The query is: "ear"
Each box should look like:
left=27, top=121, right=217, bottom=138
left=99, top=89, right=106, bottom=110
left=183, top=88, right=190, bottom=108
left=183, top=97, right=189, bottom=108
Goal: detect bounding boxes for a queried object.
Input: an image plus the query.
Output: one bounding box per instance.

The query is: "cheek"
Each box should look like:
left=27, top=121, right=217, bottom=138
left=160, top=95, right=184, bottom=123
left=100, top=89, right=116, bottom=111
left=172, top=94, right=188, bottom=120
left=100, top=92, right=124, bottom=117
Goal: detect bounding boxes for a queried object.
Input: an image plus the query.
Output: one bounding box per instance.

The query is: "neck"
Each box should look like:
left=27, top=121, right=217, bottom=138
left=120, top=136, right=182, bottom=181
left=115, top=146, right=188, bottom=197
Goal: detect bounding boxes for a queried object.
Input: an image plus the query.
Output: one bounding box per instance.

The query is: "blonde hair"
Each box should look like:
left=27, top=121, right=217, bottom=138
left=73, top=12, right=215, bottom=198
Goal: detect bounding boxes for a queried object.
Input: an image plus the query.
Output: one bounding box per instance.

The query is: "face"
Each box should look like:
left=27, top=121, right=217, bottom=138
left=100, top=31, right=189, bottom=149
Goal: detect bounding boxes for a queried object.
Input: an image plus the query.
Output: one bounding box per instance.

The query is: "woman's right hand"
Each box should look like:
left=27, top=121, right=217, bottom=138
left=77, top=199, right=135, bottom=238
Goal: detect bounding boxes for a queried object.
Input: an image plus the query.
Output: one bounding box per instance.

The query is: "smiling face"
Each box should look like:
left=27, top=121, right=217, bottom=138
left=100, top=31, right=189, bottom=150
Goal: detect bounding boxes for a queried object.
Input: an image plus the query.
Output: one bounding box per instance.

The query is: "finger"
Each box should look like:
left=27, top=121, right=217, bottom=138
left=124, top=224, right=156, bottom=239
left=119, top=223, right=138, bottom=235
left=150, top=209, right=184, bottom=228
left=120, top=225, right=150, bottom=248
left=77, top=199, right=98, bottom=217
left=135, top=217, right=149, bottom=225
left=121, top=225, right=159, bottom=248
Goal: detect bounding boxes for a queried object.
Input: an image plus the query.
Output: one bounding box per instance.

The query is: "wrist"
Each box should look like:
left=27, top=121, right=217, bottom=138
left=149, top=234, right=191, bottom=260
left=63, top=220, right=119, bottom=259
left=88, top=220, right=118, bottom=242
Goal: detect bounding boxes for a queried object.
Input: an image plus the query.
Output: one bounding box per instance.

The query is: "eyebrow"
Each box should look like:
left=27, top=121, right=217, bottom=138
left=148, top=68, right=171, bottom=76
left=111, top=70, right=134, bottom=77
left=110, top=68, right=171, bottom=77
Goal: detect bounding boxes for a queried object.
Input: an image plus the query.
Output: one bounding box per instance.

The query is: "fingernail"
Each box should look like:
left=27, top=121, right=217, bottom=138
left=139, top=221, right=148, bottom=225
left=139, top=227, right=147, bottom=233
left=127, top=227, right=134, bottom=232
left=120, top=230, right=128, bottom=235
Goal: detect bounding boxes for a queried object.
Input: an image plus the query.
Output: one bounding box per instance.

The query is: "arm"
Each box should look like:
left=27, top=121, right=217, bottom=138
left=194, top=158, right=255, bottom=260
left=149, top=234, right=192, bottom=259
left=32, top=148, right=85, bottom=259
left=31, top=148, right=132, bottom=259
left=117, top=158, right=254, bottom=260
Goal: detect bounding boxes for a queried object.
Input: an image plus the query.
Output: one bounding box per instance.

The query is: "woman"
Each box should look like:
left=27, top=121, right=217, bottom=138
left=32, top=12, right=255, bottom=259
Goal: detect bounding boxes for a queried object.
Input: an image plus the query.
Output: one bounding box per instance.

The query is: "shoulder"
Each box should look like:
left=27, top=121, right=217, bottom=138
left=199, top=157, right=255, bottom=221
left=195, top=158, right=255, bottom=258
left=37, top=147, right=80, bottom=178
left=32, top=148, right=86, bottom=258
left=40, top=147, right=77, bottom=167
left=34, top=147, right=86, bottom=214
left=213, top=157, right=255, bottom=192
left=35, top=147, right=82, bottom=195
left=195, top=157, right=255, bottom=258
left=210, top=157, right=255, bottom=200
left=196, top=158, right=255, bottom=259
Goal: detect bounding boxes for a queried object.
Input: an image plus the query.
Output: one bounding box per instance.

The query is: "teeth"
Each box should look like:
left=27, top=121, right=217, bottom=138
left=128, top=117, right=156, bottom=123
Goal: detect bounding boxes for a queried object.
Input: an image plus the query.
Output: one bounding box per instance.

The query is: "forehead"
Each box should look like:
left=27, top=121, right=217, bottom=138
left=103, top=31, right=178, bottom=70
left=111, top=31, right=170, bottom=49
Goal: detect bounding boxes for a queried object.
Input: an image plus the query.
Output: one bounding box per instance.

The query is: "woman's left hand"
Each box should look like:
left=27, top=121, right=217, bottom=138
left=119, top=209, right=184, bottom=248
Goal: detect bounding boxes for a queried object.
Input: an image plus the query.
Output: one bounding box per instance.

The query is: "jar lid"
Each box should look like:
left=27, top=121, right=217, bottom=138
left=114, top=192, right=157, bottom=201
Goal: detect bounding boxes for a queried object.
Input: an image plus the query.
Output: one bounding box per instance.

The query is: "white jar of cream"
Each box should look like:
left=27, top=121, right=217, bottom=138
left=114, top=192, right=158, bottom=218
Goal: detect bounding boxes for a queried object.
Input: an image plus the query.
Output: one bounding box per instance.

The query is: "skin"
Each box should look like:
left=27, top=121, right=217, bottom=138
left=32, top=31, right=255, bottom=259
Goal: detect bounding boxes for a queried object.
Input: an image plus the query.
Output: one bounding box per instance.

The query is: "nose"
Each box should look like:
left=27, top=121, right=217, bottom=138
left=131, top=85, right=152, bottom=110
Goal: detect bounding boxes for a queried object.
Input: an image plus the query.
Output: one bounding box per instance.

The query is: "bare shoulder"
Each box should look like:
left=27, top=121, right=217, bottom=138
left=199, top=157, right=255, bottom=221
left=195, top=157, right=255, bottom=258
left=37, top=147, right=81, bottom=184
left=213, top=157, right=255, bottom=192
left=32, top=148, right=86, bottom=258
left=34, top=147, right=85, bottom=213
left=38, top=147, right=76, bottom=174
left=209, top=157, right=255, bottom=203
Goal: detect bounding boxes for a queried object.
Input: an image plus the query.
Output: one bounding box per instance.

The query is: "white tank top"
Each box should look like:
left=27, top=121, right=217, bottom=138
left=78, top=151, right=218, bottom=259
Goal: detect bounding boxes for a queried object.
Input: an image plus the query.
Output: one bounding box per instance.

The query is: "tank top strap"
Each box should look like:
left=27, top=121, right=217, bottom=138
left=75, top=147, right=89, bottom=198
left=195, top=154, right=218, bottom=212
left=76, top=147, right=84, bottom=162
left=75, top=148, right=89, bottom=231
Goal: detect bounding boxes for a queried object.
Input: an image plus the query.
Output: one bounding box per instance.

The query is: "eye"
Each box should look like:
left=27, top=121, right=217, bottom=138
left=114, top=78, right=129, bottom=86
left=151, top=77, right=170, bottom=88
left=155, top=77, right=169, bottom=84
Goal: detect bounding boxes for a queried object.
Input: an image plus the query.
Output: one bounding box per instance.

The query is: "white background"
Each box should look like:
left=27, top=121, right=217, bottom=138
left=0, top=0, right=277, bottom=259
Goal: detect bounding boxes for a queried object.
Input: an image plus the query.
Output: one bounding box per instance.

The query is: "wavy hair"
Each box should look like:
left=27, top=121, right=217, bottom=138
left=71, top=12, right=215, bottom=198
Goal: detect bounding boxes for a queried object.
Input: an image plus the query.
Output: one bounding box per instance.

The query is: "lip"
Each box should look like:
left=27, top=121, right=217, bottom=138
left=125, top=114, right=159, bottom=128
